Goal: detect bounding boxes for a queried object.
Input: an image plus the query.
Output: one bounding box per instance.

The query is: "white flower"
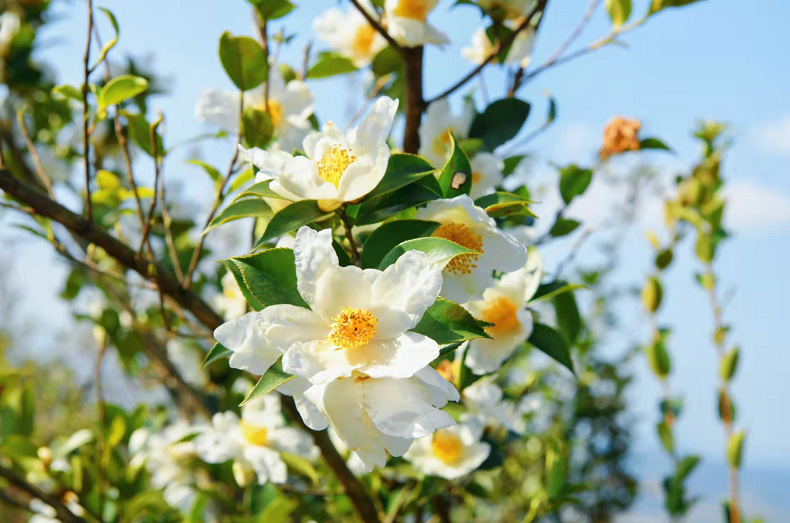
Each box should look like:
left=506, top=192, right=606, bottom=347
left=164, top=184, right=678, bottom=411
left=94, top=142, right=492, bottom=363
left=194, top=394, right=317, bottom=486
left=195, top=68, right=315, bottom=152
left=305, top=366, right=459, bottom=471
left=29, top=497, right=85, bottom=523
left=385, top=0, right=449, bottom=47
left=0, top=11, right=20, bottom=56
left=463, top=250, right=540, bottom=373
left=404, top=420, right=490, bottom=479
left=129, top=421, right=201, bottom=513
left=418, top=98, right=476, bottom=168
left=313, top=0, right=387, bottom=67
left=244, top=96, right=397, bottom=211
left=415, top=195, right=527, bottom=303
left=461, top=378, right=524, bottom=433
left=462, top=24, right=534, bottom=68
left=166, top=339, right=209, bottom=388
left=215, top=226, right=443, bottom=385
left=469, top=152, right=504, bottom=199
left=215, top=270, right=248, bottom=320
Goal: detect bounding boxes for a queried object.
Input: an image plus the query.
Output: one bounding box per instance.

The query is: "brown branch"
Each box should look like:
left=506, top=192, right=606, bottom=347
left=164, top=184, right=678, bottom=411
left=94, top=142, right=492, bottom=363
left=81, top=0, right=94, bottom=221
left=426, top=1, right=547, bottom=104
left=402, top=46, right=424, bottom=154
left=0, top=169, right=225, bottom=331
left=348, top=0, right=402, bottom=52
left=0, top=464, right=86, bottom=523
left=183, top=95, right=243, bottom=290
left=281, top=396, right=381, bottom=523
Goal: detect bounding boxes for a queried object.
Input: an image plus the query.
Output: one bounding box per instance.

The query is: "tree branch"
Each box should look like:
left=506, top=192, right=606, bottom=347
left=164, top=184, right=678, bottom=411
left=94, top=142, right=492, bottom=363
left=402, top=46, right=424, bottom=153
left=0, top=464, right=86, bottom=523
left=81, top=0, right=94, bottom=221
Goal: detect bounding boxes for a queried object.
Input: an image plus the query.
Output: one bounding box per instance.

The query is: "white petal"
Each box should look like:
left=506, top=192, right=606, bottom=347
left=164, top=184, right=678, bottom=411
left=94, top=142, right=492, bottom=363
left=415, top=366, right=460, bottom=405
left=195, top=89, right=239, bottom=132
left=356, top=332, right=439, bottom=379
left=244, top=445, right=287, bottom=484
left=479, top=227, right=528, bottom=273
left=335, top=152, right=387, bottom=203
left=282, top=340, right=361, bottom=384
left=277, top=377, right=329, bottom=430
left=272, top=155, right=338, bottom=201
left=369, top=250, right=443, bottom=338
left=349, top=96, right=398, bottom=153
left=214, top=312, right=280, bottom=375
left=268, top=427, right=318, bottom=460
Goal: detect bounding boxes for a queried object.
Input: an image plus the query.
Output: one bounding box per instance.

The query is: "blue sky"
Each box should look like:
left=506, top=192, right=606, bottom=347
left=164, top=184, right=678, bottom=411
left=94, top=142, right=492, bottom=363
left=6, top=0, right=790, bottom=518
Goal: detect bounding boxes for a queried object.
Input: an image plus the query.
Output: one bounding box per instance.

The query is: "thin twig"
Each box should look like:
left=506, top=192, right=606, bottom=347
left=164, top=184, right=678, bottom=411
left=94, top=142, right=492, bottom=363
left=338, top=207, right=361, bottom=266
left=348, top=0, right=402, bottom=52
left=183, top=95, right=243, bottom=290
left=82, top=0, right=94, bottom=221
left=300, top=41, right=312, bottom=80
left=0, top=464, right=86, bottom=523
left=138, top=113, right=164, bottom=253
left=16, top=111, right=54, bottom=197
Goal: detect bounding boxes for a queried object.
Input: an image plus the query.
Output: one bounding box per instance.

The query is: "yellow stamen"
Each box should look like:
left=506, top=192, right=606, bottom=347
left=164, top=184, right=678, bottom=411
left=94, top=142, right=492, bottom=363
left=266, top=100, right=284, bottom=128
left=393, top=0, right=431, bottom=21
left=240, top=420, right=269, bottom=447
left=352, top=24, right=377, bottom=57
left=481, top=296, right=520, bottom=336
left=431, top=430, right=464, bottom=464
left=431, top=128, right=453, bottom=160
left=328, top=307, right=378, bottom=350
left=432, top=222, right=484, bottom=275
left=436, top=359, right=455, bottom=383
left=317, top=145, right=356, bottom=188
left=472, top=172, right=482, bottom=184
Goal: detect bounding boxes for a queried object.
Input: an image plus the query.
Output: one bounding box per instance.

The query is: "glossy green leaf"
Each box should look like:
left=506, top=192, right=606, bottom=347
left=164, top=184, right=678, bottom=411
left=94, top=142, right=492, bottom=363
left=469, top=98, right=531, bottom=151
left=502, top=155, right=525, bottom=177
left=230, top=248, right=308, bottom=309
left=360, top=219, right=440, bottom=269
left=549, top=218, right=581, bottom=237
left=204, top=198, right=271, bottom=234
left=437, top=134, right=473, bottom=197
left=366, top=154, right=436, bottom=199
left=474, top=191, right=536, bottom=218
left=92, top=8, right=120, bottom=69
left=240, top=357, right=294, bottom=406
left=250, top=0, right=296, bottom=20
left=307, top=52, right=358, bottom=79
left=238, top=179, right=288, bottom=200
left=355, top=179, right=441, bottom=226
left=640, top=137, right=672, bottom=151
left=257, top=200, right=331, bottom=246
left=559, top=165, right=593, bottom=205
left=606, top=0, right=632, bottom=27
left=242, top=106, right=274, bottom=148
left=98, top=75, right=148, bottom=110
left=527, top=323, right=575, bottom=374
left=219, top=32, right=268, bottom=91
left=202, top=342, right=233, bottom=368
left=411, top=298, right=491, bottom=345
left=378, top=237, right=480, bottom=271
left=121, top=111, right=164, bottom=157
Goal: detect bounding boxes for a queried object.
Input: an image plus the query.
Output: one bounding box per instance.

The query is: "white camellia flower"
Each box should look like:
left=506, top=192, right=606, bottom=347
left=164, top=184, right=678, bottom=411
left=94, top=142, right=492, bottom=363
left=463, top=250, right=541, bottom=373
left=462, top=24, right=535, bottom=68
left=241, top=96, right=398, bottom=211
left=313, top=0, right=387, bottom=67
left=166, top=339, right=209, bottom=388
left=215, top=271, right=248, bottom=320
left=418, top=97, right=476, bottom=168
left=415, top=195, right=527, bottom=303
left=194, top=395, right=317, bottom=486
left=129, top=421, right=202, bottom=513
left=384, top=0, right=449, bottom=48
left=404, top=420, right=490, bottom=479
left=215, top=225, right=443, bottom=384
left=469, top=152, right=504, bottom=199
left=461, top=378, right=524, bottom=434
left=305, top=366, right=459, bottom=471
left=195, top=68, right=314, bottom=152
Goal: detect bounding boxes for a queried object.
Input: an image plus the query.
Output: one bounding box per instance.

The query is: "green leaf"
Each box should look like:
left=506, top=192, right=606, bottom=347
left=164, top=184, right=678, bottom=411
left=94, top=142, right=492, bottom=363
left=355, top=179, right=441, bottom=226
left=549, top=218, right=581, bottom=237
left=378, top=237, right=480, bottom=271
left=257, top=200, right=331, bottom=246
left=474, top=191, right=536, bottom=218
left=657, top=421, right=675, bottom=454
left=238, top=179, right=288, bottom=200
left=559, top=165, right=593, bottom=205
left=720, top=346, right=739, bottom=382
left=249, top=0, right=295, bottom=20
left=553, top=288, right=581, bottom=345
left=366, top=154, right=436, bottom=199
left=530, top=282, right=587, bottom=304
left=186, top=159, right=223, bottom=185
left=640, top=137, right=672, bottom=151
left=98, top=75, right=148, bottom=110
left=646, top=338, right=671, bottom=378
left=649, top=0, right=706, bottom=15
left=727, top=430, right=745, bottom=468
left=240, top=357, right=294, bottom=406
left=219, top=31, right=268, bottom=91
left=469, top=98, right=531, bottom=152
left=222, top=260, right=264, bottom=310
left=203, top=342, right=233, bottom=368
left=121, top=111, right=164, bottom=158
left=306, top=52, right=358, bottom=79
left=360, top=219, right=440, bottom=269
left=605, top=0, right=632, bottom=27
left=52, top=84, right=82, bottom=102
left=437, top=134, right=473, bottom=197
left=243, top=107, right=274, bottom=148
left=92, top=8, right=120, bottom=69
left=411, top=298, right=491, bottom=345
left=204, top=198, right=271, bottom=234
left=642, top=276, right=663, bottom=313
left=280, top=452, right=319, bottom=485
left=527, top=323, right=574, bottom=374
left=502, top=155, right=525, bottom=177
left=231, top=248, right=308, bottom=309
left=674, top=455, right=701, bottom=483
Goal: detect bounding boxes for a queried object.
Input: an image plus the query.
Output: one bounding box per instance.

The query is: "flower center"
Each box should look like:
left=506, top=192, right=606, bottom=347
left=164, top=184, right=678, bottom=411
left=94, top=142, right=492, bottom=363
left=393, top=0, right=431, bottom=21
left=432, top=222, right=484, bottom=275
left=472, top=172, right=482, bottom=184
left=431, top=430, right=464, bottom=464
left=352, top=24, right=377, bottom=57
left=328, top=307, right=378, bottom=350
left=240, top=420, right=269, bottom=447
left=436, top=360, right=455, bottom=383
left=431, top=128, right=453, bottom=160
left=481, top=296, right=521, bottom=335
left=317, top=145, right=356, bottom=188
left=267, top=100, right=284, bottom=128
